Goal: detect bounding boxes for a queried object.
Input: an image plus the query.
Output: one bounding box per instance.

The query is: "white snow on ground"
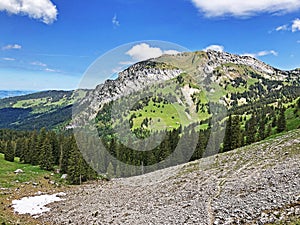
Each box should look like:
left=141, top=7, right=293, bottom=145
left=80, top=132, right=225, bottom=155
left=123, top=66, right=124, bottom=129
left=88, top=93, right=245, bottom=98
left=12, top=192, right=66, bottom=217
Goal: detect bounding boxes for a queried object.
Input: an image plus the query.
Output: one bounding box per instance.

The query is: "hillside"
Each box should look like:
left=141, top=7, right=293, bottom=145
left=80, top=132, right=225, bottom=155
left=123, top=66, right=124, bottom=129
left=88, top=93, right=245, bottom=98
left=70, top=50, right=300, bottom=177
left=40, top=129, right=300, bottom=225
left=0, top=90, right=87, bottom=130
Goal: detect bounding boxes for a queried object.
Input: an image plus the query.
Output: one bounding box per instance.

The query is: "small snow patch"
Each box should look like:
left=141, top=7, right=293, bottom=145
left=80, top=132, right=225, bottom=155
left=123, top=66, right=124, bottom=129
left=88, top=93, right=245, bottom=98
left=12, top=192, right=66, bottom=218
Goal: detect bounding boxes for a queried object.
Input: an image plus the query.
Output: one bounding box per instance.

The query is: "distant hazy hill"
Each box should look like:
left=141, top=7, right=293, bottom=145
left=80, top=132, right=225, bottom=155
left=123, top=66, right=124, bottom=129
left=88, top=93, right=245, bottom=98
left=0, top=90, right=35, bottom=99
left=0, top=90, right=87, bottom=130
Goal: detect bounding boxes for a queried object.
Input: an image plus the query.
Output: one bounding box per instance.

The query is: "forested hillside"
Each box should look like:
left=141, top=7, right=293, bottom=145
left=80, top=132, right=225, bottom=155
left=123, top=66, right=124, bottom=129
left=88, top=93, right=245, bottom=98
left=0, top=90, right=87, bottom=130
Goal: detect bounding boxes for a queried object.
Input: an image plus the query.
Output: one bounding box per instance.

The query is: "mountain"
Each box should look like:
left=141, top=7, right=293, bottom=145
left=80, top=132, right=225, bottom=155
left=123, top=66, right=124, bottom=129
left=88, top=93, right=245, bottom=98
left=67, top=50, right=300, bottom=177
left=1, top=50, right=300, bottom=133
left=0, top=90, right=35, bottom=99
left=73, top=50, right=300, bottom=127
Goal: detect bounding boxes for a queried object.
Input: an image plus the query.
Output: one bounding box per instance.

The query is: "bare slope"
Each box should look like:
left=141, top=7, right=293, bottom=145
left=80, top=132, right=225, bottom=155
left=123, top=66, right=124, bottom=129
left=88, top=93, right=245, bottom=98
left=41, top=129, right=300, bottom=225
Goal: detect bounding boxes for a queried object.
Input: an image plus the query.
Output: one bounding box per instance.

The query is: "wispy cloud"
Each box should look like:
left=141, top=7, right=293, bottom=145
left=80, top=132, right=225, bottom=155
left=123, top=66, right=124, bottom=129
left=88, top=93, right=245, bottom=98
left=275, top=18, right=300, bottom=32
left=242, top=50, right=278, bottom=58
left=203, top=44, right=224, bottom=52
left=1, top=57, right=16, bottom=61
left=112, top=14, right=120, bottom=27
left=275, top=24, right=288, bottom=31
left=45, top=68, right=59, bottom=73
left=0, top=0, right=58, bottom=24
left=126, top=43, right=181, bottom=61
left=31, top=61, right=47, bottom=67
left=190, top=0, right=300, bottom=17
left=2, top=44, right=22, bottom=50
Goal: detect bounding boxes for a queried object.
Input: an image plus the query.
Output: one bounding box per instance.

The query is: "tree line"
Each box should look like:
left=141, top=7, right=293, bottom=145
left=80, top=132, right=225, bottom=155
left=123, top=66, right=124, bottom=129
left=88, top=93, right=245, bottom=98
left=1, top=98, right=299, bottom=183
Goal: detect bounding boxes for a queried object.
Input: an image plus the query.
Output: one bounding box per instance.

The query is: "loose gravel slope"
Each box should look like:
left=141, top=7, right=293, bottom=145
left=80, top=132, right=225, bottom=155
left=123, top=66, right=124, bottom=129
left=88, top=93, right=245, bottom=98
left=41, top=130, right=300, bottom=225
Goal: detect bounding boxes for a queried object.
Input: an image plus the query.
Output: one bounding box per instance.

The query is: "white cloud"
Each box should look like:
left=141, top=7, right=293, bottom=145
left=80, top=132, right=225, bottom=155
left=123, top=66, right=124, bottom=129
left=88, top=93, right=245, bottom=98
left=112, top=14, right=120, bottom=27
left=31, top=61, right=47, bottom=67
left=274, top=18, right=300, bottom=32
left=190, top=0, right=300, bottom=17
left=126, top=43, right=181, bottom=61
left=1, top=57, right=15, bottom=61
left=2, top=44, right=22, bottom=50
left=163, top=50, right=180, bottom=55
left=203, top=45, right=224, bottom=52
left=242, top=50, right=278, bottom=58
left=292, top=18, right=300, bottom=32
left=0, top=0, right=58, bottom=24
left=276, top=24, right=288, bottom=31
left=45, top=68, right=58, bottom=72
left=119, top=61, right=136, bottom=65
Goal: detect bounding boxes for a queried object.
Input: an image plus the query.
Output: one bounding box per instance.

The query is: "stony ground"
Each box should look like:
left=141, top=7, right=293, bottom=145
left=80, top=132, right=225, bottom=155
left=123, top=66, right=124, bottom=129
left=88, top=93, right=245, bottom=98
left=40, top=130, right=300, bottom=225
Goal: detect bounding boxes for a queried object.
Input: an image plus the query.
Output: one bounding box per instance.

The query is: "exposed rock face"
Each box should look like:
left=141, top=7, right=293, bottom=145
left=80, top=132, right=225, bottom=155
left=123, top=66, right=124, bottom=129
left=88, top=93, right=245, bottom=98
left=72, top=61, right=182, bottom=125
left=40, top=129, right=300, bottom=225
left=205, top=50, right=275, bottom=75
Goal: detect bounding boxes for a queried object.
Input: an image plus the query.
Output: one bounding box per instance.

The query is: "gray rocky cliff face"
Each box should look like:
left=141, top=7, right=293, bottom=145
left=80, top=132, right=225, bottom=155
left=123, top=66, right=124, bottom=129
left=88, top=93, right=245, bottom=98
left=72, top=61, right=182, bottom=125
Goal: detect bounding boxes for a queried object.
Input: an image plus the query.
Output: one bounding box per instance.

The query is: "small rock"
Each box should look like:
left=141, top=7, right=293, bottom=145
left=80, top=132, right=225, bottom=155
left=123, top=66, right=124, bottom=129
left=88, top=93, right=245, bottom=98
left=56, top=192, right=66, bottom=197
left=49, top=180, right=55, bottom=185
left=61, top=174, right=68, bottom=179
left=14, top=169, right=24, bottom=174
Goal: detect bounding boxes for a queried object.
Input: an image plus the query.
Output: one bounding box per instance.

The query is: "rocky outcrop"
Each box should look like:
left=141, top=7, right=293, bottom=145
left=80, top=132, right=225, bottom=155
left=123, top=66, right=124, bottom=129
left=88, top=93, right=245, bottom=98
left=72, top=61, right=182, bottom=125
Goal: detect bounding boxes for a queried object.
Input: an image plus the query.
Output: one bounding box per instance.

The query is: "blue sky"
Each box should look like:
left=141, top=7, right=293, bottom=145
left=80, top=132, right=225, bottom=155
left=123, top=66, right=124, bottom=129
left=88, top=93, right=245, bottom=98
left=0, top=0, right=300, bottom=90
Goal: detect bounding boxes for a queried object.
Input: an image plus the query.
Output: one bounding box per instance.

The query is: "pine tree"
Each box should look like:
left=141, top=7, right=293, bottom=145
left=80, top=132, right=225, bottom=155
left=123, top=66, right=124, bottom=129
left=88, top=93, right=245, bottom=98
left=115, top=163, right=121, bottom=177
left=60, top=136, right=71, bottom=174
left=258, top=118, right=266, bottom=141
left=67, top=140, right=83, bottom=184
left=223, top=114, right=232, bottom=152
left=4, top=140, right=15, bottom=162
left=39, top=137, right=54, bottom=171
left=277, top=108, right=286, bottom=133
left=49, top=131, right=60, bottom=165
left=15, top=138, right=23, bottom=158
left=231, top=115, right=241, bottom=150
left=106, top=162, right=114, bottom=179
left=29, top=130, right=39, bottom=165
left=246, top=115, right=256, bottom=145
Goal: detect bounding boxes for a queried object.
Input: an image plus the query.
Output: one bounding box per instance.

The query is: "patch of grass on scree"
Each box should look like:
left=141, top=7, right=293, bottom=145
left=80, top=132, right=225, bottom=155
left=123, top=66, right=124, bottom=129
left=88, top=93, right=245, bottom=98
left=0, top=153, right=66, bottom=225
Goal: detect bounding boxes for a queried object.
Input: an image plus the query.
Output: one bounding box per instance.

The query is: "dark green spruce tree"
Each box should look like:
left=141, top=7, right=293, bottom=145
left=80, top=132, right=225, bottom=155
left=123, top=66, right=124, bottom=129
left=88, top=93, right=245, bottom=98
left=4, top=140, right=15, bottom=162
left=223, top=114, right=232, bottom=152
left=277, top=108, right=286, bottom=133
left=39, top=137, right=54, bottom=171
